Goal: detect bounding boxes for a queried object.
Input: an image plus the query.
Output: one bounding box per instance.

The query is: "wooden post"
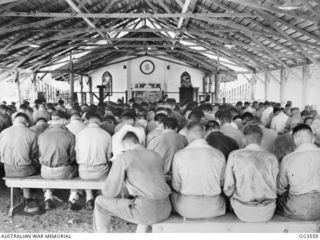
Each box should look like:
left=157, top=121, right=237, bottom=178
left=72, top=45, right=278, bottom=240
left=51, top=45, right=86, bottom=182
left=80, top=75, right=83, bottom=105
left=214, top=74, right=221, bottom=104
left=70, top=51, right=75, bottom=106
left=302, top=64, right=311, bottom=108
left=14, top=71, right=22, bottom=104
left=265, top=71, right=270, bottom=101
left=280, top=68, right=288, bottom=106
left=88, top=76, right=93, bottom=104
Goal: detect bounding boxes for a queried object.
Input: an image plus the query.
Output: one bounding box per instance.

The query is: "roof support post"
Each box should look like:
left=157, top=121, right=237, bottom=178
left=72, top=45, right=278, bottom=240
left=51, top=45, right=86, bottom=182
left=264, top=71, right=270, bottom=101
left=88, top=76, right=93, bottom=105
left=214, top=74, right=221, bottom=104
left=14, top=70, right=21, bottom=104
left=280, top=68, right=289, bottom=106
left=70, top=51, right=75, bottom=106
left=302, top=64, right=311, bottom=108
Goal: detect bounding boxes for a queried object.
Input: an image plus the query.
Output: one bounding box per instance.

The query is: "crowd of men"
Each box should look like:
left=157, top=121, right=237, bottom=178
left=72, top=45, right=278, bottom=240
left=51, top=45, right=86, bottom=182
left=1, top=97, right=320, bottom=232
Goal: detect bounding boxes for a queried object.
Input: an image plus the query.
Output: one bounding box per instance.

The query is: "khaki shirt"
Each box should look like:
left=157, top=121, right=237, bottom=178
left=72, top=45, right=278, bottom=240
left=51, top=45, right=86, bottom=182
left=102, top=146, right=171, bottom=200
left=172, top=139, right=226, bottom=196
left=224, top=144, right=278, bottom=203
left=278, top=143, right=320, bottom=195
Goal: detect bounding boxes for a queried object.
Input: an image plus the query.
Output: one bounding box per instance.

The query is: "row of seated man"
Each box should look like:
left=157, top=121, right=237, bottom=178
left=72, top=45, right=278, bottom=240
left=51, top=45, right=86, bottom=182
left=0, top=98, right=319, bottom=233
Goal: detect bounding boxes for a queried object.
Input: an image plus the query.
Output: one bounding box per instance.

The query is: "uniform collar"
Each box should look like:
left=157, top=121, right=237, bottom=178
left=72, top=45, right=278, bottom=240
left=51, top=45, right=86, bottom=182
left=244, top=143, right=263, bottom=151
left=186, top=138, right=208, bottom=148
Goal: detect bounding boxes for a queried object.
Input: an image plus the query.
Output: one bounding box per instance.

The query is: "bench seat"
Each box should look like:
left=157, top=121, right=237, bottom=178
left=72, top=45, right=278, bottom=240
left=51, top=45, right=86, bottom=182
left=152, top=213, right=320, bottom=233
left=3, top=175, right=106, bottom=217
left=4, top=175, right=106, bottom=190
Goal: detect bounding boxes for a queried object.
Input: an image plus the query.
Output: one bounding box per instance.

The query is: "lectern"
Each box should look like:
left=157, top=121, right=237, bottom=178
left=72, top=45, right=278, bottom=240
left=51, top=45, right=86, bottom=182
left=179, top=87, right=199, bottom=103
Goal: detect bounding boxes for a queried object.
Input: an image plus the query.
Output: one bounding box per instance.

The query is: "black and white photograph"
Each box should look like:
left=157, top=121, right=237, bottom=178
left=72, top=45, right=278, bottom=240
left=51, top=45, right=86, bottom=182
left=0, top=0, right=320, bottom=239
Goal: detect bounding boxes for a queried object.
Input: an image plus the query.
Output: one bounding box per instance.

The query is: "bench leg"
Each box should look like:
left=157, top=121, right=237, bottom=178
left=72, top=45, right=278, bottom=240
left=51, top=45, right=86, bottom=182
left=136, top=224, right=151, bottom=233
left=8, top=187, right=24, bottom=218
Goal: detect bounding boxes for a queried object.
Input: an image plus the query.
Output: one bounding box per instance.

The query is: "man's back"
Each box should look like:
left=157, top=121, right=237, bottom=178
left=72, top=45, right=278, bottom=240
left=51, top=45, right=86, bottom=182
left=261, top=127, right=277, bottom=153
left=151, top=130, right=187, bottom=174
left=224, top=144, right=278, bottom=203
left=66, top=119, right=86, bottom=135
left=0, top=125, right=36, bottom=166
left=278, top=143, right=320, bottom=195
left=76, top=124, right=111, bottom=166
left=103, top=147, right=171, bottom=200
left=221, top=123, right=244, bottom=147
left=38, top=125, right=75, bottom=167
left=172, top=139, right=225, bottom=196
left=33, top=109, right=50, bottom=122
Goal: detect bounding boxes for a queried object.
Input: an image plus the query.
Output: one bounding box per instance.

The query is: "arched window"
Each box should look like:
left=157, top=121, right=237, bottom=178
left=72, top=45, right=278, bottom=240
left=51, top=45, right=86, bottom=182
left=181, top=71, right=192, bottom=87
left=102, top=71, right=112, bottom=95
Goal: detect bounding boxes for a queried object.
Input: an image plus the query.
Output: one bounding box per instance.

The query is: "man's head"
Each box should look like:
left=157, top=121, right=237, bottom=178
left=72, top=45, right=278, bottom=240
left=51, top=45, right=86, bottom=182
left=292, top=124, right=314, bottom=146
left=241, top=112, right=254, bottom=125
left=35, top=117, right=48, bottom=125
left=188, top=110, right=204, bottom=123
left=243, top=125, right=263, bottom=146
left=164, top=117, right=179, bottom=131
left=58, top=99, right=65, bottom=106
left=51, top=110, right=68, bottom=125
left=122, top=131, right=140, bottom=150
left=0, top=104, right=8, bottom=115
left=39, top=103, right=46, bottom=110
left=290, top=107, right=300, bottom=116
left=154, top=113, right=168, bottom=128
left=301, top=110, right=310, bottom=121
left=199, top=103, right=213, bottom=113
left=205, top=120, right=220, bottom=132
left=86, top=111, right=102, bottom=125
left=120, top=111, right=136, bottom=126
left=14, top=112, right=30, bottom=126
left=186, top=121, right=205, bottom=143
left=165, top=98, right=176, bottom=110
left=215, top=109, right=232, bottom=125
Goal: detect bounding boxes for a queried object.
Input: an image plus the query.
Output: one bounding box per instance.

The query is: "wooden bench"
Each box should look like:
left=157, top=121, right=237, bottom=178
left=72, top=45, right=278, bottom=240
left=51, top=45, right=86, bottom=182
left=3, top=175, right=106, bottom=217
left=152, top=214, right=320, bottom=233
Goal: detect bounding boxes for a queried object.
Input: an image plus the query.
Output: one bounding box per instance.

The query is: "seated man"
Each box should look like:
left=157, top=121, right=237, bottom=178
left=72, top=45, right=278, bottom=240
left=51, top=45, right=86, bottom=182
left=216, top=109, right=244, bottom=147
left=171, top=121, right=226, bottom=219
left=38, top=110, right=79, bottom=211
left=66, top=112, right=86, bottom=135
left=148, top=117, right=187, bottom=174
left=75, top=112, right=112, bottom=209
left=146, top=113, right=167, bottom=148
left=0, top=113, right=39, bottom=213
left=93, top=131, right=171, bottom=232
left=277, top=124, right=320, bottom=220
left=224, top=125, right=279, bottom=222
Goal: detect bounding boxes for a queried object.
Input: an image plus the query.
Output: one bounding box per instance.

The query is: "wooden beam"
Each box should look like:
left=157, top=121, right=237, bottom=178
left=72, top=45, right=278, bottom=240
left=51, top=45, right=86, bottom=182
left=0, top=12, right=258, bottom=19
left=0, top=0, right=17, bottom=5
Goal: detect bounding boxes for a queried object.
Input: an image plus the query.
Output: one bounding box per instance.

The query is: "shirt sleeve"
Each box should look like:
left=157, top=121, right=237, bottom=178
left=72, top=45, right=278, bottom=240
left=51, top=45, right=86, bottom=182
left=277, top=157, right=289, bottom=195
left=223, top=154, right=236, bottom=197
left=171, top=154, right=182, bottom=192
left=102, top=154, right=127, bottom=198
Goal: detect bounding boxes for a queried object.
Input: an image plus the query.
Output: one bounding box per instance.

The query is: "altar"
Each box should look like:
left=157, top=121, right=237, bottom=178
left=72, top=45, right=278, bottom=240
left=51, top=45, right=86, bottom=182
left=131, top=83, right=162, bottom=103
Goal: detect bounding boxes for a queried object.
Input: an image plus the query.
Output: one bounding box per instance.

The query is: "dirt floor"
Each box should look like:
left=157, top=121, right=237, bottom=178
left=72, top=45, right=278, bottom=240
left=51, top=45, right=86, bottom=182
left=0, top=167, right=136, bottom=233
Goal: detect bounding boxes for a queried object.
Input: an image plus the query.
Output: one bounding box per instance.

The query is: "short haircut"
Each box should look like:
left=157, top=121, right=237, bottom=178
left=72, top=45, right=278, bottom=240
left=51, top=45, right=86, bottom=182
left=241, top=112, right=254, bottom=121
left=215, top=109, right=232, bottom=122
left=86, top=111, right=102, bottom=121
left=199, top=103, right=213, bottom=112
left=51, top=110, right=68, bottom=119
left=154, top=113, right=168, bottom=124
left=206, top=120, right=220, bottom=131
left=164, top=117, right=178, bottom=130
left=166, top=98, right=176, bottom=106
left=292, top=123, right=313, bottom=136
left=121, top=111, right=136, bottom=121
left=0, top=104, right=8, bottom=111
left=188, top=109, right=204, bottom=120
left=301, top=110, right=310, bottom=117
left=243, top=125, right=263, bottom=144
left=236, top=101, right=243, bottom=106
left=19, top=103, right=29, bottom=111
left=35, top=117, right=48, bottom=124
left=186, top=121, right=204, bottom=131
left=58, top=99, right=64, bottom=105
left=122, top=131, right=139, bottom=144
left=15, top=112, right=30, bottom=123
